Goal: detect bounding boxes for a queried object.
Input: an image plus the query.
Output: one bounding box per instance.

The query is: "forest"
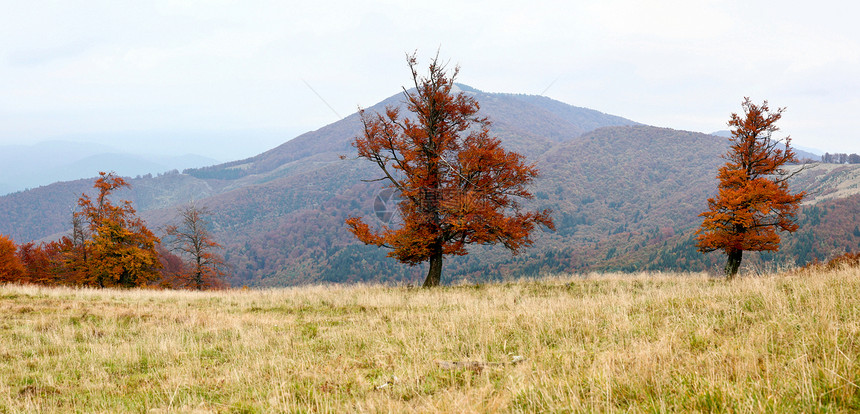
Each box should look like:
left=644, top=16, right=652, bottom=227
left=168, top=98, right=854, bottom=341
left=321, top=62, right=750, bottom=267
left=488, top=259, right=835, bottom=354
left=0, top=172, right=226, bottom=290
left=1, top=83, right=859, bottom=287
left=821, top=152, right=860, bottom=164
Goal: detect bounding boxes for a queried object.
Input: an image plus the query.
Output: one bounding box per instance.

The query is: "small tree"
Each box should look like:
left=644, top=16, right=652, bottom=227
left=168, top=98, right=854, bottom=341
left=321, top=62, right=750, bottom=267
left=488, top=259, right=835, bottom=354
left=346, top=53, right=553, bottom=286
left=17, top=242, right=61, bottom=285
left=154, top=243, right=190, bottom=289
left=164, top=204, right=227, bottom=290
left=73, top=172, right=162, bottom=288
left=696, top=98, right=805, bottom=278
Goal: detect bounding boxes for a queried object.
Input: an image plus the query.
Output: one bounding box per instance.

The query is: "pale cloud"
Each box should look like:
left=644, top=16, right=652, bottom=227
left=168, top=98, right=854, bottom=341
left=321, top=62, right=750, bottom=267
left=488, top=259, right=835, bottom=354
left=1, top=0, right=858, bottom=157
left=586, top=0, right=732, bottom=41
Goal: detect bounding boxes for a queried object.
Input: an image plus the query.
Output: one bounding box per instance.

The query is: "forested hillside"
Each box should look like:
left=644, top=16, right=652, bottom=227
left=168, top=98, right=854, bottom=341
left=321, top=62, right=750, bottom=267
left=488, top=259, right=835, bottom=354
left=1, top=86, right=858, bottom=286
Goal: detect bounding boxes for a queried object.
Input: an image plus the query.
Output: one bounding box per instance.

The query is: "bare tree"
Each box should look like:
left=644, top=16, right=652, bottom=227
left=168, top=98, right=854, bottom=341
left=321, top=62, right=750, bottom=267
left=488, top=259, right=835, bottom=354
left=165, top=204, right=228, bottom=290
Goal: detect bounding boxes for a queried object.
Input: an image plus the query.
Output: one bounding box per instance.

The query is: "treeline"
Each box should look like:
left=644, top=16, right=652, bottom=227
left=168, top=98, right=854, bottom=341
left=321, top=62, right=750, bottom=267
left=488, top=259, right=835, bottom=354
left=184, top=166, right=244, bottom=180
left=0, top=172, right=227, bottom=290
left=821, top=152, right=860, bottom=164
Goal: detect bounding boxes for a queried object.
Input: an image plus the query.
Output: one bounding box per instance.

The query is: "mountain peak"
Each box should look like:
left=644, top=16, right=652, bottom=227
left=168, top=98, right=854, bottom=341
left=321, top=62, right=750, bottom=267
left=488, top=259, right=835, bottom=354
left=452, top=83, right=483, bottom=94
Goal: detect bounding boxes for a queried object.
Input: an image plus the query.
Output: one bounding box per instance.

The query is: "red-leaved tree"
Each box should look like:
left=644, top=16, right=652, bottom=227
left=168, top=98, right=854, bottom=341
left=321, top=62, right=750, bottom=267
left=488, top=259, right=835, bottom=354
left=0, top=234, right=25, bottom=283
left=346, top=53, right=554, bottom=286
left=696, top=98, right=805, bottom=278
left=72, top=172, right=162, bottom=288
left=17, top=242, right=64, bottom=285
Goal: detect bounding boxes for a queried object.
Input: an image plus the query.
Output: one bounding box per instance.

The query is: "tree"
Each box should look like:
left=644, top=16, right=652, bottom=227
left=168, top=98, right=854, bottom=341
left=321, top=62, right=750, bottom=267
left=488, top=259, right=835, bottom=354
left=346, top=53, right=554, bottom=287
left=0, top=234, right=25, bottom=283
left=17, top=242, right=60, bottom=285
left=73, top=172, right=162, bottom=288
left=164, top=204, right=228, bottom=290
left=696, top=98, right=805, bottom=278
left=154, top=243, right=190, bottom=289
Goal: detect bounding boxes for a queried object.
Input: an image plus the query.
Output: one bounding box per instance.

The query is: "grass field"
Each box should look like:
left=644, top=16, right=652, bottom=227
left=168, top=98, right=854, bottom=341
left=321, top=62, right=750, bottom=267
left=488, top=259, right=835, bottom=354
left=1, top=268, right=859, bottom=412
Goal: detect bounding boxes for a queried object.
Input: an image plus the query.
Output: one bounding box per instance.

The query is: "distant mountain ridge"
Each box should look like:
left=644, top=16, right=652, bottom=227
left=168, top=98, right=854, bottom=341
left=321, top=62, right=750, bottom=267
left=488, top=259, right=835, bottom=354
left=1, top=86, right=858, bottom=286
left=0, top=141, right=218, bottom=195
left=183, top=85, right=639, bottom=181
left=710, top=130, right=821, bottom=161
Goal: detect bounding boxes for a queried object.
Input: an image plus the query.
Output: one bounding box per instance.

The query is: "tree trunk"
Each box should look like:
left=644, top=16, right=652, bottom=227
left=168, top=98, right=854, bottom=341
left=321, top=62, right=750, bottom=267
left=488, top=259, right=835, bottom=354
left=423, top=252, right=443, bottom=287
left=195, top=256, right=203, bottom=290
left=725, top=248, right=743, bottom=279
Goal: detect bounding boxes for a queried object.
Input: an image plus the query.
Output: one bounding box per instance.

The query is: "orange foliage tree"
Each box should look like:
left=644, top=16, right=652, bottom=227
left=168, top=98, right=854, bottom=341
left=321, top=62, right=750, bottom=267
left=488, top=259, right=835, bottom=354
left=696, top=98, right=805, bottom=278
left=0, top=234, right=25, bottom=282
left=346, top=54, right=554, bottom=286
left=17, top=242, right=64, bottom=285
left=164, top=204, right=228, bottom=290
left=72, top=172, right=162, bottom=288
left=154, top=243, right=189, bottom=289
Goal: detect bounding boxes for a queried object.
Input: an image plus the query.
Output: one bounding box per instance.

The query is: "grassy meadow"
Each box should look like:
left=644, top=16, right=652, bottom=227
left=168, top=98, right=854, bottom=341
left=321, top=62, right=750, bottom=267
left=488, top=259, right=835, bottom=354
left=1, top=268, right=859, bottom=412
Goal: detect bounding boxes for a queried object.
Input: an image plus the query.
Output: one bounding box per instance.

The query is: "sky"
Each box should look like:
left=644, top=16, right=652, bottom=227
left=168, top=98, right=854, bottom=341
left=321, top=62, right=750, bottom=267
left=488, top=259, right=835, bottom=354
left=2, top=0, right=859, bottom=161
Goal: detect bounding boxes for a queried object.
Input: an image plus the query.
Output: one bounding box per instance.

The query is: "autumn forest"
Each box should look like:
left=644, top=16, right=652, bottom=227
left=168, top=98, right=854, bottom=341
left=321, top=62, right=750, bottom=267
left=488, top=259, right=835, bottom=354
left=1, top=59, right=860, bottom=289
left=0, top=172, right=226, bottom=289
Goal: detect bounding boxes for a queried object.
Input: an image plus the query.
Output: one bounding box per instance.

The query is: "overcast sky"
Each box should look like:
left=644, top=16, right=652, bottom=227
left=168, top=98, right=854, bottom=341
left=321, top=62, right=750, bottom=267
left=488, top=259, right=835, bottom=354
left=2, top=0, right=859, bottom=160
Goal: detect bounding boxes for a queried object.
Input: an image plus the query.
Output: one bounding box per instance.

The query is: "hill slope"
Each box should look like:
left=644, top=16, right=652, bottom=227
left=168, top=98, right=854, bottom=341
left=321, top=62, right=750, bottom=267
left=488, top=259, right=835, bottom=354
left=0, top=141, right=217, bottom=196
left=0, top=86, right=636, bottom=240
left=1, top=87, right=857, bottom=285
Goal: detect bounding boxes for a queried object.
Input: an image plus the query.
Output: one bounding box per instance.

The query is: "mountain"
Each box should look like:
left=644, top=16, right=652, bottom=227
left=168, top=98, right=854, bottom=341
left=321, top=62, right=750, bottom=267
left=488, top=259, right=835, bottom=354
left=710, top=130, right=821, bottom=162
left=183, top=85, right=638, bottom=180
left=1, top=87, right=858, bottom=286
left=0, top=140, right=218, bottom=195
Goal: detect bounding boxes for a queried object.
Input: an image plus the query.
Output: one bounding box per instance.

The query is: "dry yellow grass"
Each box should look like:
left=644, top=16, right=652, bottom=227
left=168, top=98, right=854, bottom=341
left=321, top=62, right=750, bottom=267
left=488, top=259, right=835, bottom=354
left=1, top=268, right=859, bottom=412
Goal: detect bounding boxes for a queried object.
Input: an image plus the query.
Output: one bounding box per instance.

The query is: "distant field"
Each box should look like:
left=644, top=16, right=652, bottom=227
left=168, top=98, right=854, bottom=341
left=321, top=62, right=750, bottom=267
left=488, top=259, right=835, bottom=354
left=1, top=269, right=859, bottom=412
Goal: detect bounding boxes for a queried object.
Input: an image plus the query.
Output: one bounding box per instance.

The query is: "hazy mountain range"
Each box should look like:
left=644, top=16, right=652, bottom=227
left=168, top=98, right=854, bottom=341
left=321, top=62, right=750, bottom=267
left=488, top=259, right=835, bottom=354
left=0, top=141, right=219, bottom=195
left=1, top=85, right=858, bottom=286
left=709, top=130, right=822, bottom=161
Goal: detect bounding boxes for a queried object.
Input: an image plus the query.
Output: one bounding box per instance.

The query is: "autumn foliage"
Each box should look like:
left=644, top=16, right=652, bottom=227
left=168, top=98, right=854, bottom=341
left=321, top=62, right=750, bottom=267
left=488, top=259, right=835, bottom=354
left=70, top=172, right=162, bottom=287
left=800, top=251, right=860, bottom=273
left=346, top=54, right=553, bottom=286
left=0, top=234, right=25, bottom=282
left=16, top=241, right=63, bottom=285
left=0, top=172, right=193, bottom=288
left=697, top=99, right=805, bottom=277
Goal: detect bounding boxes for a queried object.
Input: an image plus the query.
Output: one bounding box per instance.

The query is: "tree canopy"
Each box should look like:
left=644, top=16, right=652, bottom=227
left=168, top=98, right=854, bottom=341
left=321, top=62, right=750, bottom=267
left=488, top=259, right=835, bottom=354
left=74, top=172, right=162, bottom=288
left=696, top=98, right=805, bottom=277
left=165, top=204, right=227, bottom=290
left=346, top=53, right=553, bottom=286
left=0, top=234, right=25, bottom=282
